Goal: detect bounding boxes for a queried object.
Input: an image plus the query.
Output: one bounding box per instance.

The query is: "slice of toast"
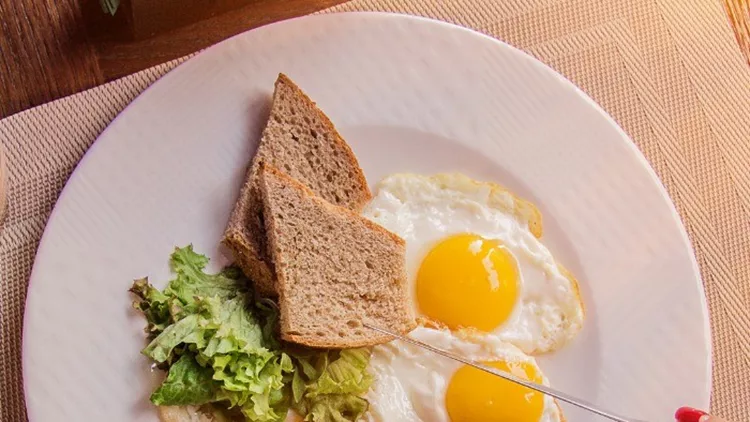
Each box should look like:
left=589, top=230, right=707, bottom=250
left=223, top=74, right=371, bottom=297
left=259, top=164, right=415, bottom=348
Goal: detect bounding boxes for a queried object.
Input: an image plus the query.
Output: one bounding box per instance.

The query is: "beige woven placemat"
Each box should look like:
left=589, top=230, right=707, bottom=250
left=1, top=0, right=749, bottom=420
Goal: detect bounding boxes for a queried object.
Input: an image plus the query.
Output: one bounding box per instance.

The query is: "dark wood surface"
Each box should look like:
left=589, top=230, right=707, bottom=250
left=0, top=0, right=346, bottom=118
left=0, top=0, right=748, bottom=119
left=0, top=0, right=103, bottom=118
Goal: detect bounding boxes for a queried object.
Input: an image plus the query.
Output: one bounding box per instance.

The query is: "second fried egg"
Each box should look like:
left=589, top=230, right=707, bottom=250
left=362, top=173, right=584, bottom=354
left=365, top=327, right=563, bottom=422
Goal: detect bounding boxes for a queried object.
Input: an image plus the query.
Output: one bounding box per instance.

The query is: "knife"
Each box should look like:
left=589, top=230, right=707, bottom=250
left=364, top=324, right=650, bottom=422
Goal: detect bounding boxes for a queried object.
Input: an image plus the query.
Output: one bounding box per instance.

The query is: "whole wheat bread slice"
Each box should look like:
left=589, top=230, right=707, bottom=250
left=259, top=164, right=415, bottom=348
left=223, top=74, right=371, bottom=297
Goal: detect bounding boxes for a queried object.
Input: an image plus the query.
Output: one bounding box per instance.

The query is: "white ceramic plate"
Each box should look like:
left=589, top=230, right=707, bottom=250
left=23, top=12, right=710, bottom=422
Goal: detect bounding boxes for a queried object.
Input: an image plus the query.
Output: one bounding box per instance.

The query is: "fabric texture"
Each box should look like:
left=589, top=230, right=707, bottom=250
left=1, top=0, right=749, bottom=420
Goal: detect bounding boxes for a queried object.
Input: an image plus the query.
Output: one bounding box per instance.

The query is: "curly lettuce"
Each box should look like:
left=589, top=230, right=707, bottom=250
left=131, top=245, right=374, bottom=422
left=289, top=349, right=373, bottom=421
left=131, top=246, right=291, bottom=421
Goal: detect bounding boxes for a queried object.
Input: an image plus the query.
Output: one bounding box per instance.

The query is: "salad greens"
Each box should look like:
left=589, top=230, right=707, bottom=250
left=289, top=349, right=372, bottom=421
left=131, top=245, right=372, bottom=422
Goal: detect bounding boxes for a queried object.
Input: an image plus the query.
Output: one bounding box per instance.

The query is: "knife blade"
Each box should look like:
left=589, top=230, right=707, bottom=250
left=364, top=324, right=649, bottom=422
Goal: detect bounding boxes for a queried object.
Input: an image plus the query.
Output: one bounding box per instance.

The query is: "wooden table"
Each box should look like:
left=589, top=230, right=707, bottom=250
left=0, top=0, right=748, bottom=119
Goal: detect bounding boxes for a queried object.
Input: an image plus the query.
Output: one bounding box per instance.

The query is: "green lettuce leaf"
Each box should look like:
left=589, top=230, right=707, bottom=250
left=198, top=296, right=269, bottom=358
left=132, top=245, right=375, bottom=422
left=143, top=313, right=202, bottom=363
left=132, top=246, right=293, bottom=422
left=151, top=354, right=219, bottom=406
left=313, top=349, right=372, bottom=396
left=130, top=277, right=171, bottom=337
left=255, top=298, right=283, bottom=350
left=290, top=349, right=373, bottom=422
left=307, top=395, right=369, bottom=422
left=165, top=245, right=246, bottom=304
left=292, top=370, right=307, bottom=404
left=130, top=245, right=247, bottom=338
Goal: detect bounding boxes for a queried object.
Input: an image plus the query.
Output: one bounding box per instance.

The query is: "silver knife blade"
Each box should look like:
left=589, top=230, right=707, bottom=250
left=364, top=324, right=649, bottom=422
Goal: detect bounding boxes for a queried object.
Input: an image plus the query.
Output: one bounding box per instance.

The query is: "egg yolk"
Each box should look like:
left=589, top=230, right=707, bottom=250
left=416, top=234, right=519, bottom=331
left=446, top=360, right=545, bottom=422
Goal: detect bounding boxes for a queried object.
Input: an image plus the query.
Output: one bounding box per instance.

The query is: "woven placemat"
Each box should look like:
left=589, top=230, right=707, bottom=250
left=2, top=0, right=749, bottom=420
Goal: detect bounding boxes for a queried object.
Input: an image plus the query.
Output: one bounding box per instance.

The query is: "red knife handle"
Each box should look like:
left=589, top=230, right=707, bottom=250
left=675, top=407, right=708, bottom=422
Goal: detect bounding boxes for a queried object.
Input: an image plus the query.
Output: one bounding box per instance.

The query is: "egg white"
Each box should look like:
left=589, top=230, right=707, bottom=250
left=362, top=173, right=584, bottom=354
left=364, top=327, right=562, bottom=422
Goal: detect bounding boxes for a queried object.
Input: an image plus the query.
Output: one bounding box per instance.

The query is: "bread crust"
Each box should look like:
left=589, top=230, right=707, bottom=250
left=260, top=164, right=415, bottom=348
left=274, top=74, right=371, bottom=210
left=222, top=74, right=371, bottom=297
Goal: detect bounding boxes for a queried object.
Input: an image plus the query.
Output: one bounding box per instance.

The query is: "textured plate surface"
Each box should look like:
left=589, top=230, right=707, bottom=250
left=22, top=13, right=710, bottom=422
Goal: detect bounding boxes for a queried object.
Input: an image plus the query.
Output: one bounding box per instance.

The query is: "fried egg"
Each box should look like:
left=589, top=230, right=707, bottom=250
left=365, top=327, right=563, bottom=422
left=362, top=173, right=584, bottom=354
